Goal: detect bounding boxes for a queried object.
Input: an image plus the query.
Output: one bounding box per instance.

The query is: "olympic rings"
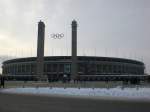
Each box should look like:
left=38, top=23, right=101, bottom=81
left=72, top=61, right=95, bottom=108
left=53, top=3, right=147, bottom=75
left=50, top=33, right=64, bottom=39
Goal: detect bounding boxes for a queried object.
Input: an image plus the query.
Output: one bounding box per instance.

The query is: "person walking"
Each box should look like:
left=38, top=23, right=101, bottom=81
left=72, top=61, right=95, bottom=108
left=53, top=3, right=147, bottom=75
left=1, top=76, right=5, bottom=88
left=0, top=76, right=1, bottom=88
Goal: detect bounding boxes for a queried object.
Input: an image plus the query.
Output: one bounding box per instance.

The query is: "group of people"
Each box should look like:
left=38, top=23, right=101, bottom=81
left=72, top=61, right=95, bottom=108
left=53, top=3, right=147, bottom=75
left=0, top=76, right=5, bottom=88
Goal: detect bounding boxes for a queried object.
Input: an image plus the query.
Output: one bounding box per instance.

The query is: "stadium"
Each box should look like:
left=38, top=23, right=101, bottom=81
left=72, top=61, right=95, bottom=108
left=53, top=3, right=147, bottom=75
left=2, top=56, right=146, bottom=81
left=1, top=20, right=148, bottom=82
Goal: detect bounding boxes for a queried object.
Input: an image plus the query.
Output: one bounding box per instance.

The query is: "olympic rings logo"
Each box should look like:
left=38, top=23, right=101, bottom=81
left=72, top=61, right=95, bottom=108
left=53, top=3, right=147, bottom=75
left=50, top=33, right=64, bottom=39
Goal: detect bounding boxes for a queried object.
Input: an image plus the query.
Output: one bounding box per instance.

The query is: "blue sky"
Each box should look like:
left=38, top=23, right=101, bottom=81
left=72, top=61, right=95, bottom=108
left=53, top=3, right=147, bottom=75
left=0, top=0, right=149, bottom=73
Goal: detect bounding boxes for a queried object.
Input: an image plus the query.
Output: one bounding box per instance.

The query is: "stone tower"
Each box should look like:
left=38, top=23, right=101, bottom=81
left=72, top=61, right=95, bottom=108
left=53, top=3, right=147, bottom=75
left=71, top=20, right=78, bottom=80
left=36, top=20, right=45, bottom=80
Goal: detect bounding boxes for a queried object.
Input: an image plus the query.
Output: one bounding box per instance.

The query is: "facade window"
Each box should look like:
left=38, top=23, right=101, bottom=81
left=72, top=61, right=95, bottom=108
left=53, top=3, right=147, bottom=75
left=47, top=64, right=51, bottom=72
left=53, top=64, right=57, bottom=72
left=59, top=64, right=64, bottom=72
left=64, top=64, right=71, bottom=73
left=97, top=65, right=100, bottom=73
left=18, top=65, right=21, bottom=73
left=22, top=65, right=25, bottom=73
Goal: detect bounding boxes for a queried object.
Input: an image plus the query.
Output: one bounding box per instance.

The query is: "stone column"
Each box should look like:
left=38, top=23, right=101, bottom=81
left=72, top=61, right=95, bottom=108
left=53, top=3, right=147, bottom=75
left=36, top=20, right=46, bottom=81
left=71, top=20, right=78, bottom=80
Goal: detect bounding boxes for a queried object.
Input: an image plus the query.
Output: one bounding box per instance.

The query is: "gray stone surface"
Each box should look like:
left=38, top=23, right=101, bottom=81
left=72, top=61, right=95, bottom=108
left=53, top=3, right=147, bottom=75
left=71, top=20, right=77, bottom=79
left=36, top=21, right=45, bottom=79
left=0, top=93, right=149, bottom=112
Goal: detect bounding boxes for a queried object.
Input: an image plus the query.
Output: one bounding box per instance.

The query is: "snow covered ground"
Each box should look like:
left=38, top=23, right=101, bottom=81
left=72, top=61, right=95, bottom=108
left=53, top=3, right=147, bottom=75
left=1, top=86, right=150, bottom=100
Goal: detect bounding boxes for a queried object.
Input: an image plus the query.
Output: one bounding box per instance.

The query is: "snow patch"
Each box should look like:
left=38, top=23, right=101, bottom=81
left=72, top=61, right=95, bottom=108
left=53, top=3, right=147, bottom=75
left=1, top=87, right=150, bottom=100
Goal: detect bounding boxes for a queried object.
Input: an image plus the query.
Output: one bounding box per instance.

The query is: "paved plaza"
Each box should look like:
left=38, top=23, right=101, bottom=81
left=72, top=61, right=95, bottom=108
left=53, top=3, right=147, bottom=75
left=0, top=92, right=150, bottom=112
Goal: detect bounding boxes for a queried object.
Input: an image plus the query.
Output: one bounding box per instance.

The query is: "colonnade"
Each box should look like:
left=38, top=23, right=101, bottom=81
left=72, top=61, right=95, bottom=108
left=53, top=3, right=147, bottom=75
left=3, top=61, right=144, bottom=76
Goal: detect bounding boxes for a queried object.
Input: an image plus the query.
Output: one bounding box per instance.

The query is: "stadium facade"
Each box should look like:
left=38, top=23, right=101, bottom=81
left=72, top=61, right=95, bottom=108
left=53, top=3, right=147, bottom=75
left=2, top=20, right=147, bottom=81
left=2, top=56, right=145, bottom=81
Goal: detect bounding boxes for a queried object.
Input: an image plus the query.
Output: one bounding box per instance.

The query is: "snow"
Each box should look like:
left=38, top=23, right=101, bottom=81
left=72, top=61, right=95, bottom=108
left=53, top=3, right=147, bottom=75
left=1, top=86, right=150, bottom=100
